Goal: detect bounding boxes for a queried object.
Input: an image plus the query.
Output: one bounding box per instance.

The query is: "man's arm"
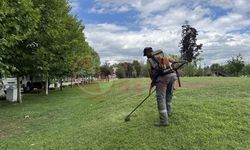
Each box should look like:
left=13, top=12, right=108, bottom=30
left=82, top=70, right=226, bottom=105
left=147, top=60, right=155, bottom=93
left=146, top=59, right=154, bottom=80
left=148, top=68, right=154, bottom=80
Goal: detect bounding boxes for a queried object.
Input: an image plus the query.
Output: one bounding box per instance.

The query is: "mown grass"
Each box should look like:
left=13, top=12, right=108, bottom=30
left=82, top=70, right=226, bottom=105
left=0, top=77, right=249, bottom=150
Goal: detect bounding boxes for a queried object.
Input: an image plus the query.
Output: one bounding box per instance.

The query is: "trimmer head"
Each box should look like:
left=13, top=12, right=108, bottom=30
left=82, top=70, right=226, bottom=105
left=124, top=116, right=130, bottom=122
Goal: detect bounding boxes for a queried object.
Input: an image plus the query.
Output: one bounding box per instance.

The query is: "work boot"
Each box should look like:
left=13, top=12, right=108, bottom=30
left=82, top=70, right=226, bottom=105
left=154, top=122, right=169, bottom=127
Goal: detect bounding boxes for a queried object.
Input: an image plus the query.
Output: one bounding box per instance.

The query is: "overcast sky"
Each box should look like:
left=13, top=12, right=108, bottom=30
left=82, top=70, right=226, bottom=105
left=69, top=0, right=250, bottom=66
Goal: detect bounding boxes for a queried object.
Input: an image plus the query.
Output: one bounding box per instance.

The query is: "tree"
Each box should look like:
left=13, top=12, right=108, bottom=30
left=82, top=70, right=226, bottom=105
left=125, top=63, right=134, bottom=78
left=179, top=22, right=203, bottom=64
left=203, top=66, right=212, bottom=76
left=225, top=54, right=245, bottom=76
left=115, top=66, right=126, bottom=78
left=31, top=0, right=72, bottom=94
left=100, top=63, right=113, bottom=80
left=79, top=49, right=100, bottom=77
left=0, top=58, right=15, bottom=78
left=195, top=66, right=203, bottom=76
left=132, top=60, right=141, bottom=77
left=141, top=63, right=150, bottom=77
left=1, top=0, right=100, bottom=100
left=89, top=51, right=101, bottom=76
left=210, top=63, right=226, bottom=74
left=210, top=63, right=221, bottom=72
left=242, top=64, right=250, bottom=76
left=0, top=0, right=40, bottom=103
left=182, top=63, right=197, bottom=76
left=32, top=0, right=100, bottom=92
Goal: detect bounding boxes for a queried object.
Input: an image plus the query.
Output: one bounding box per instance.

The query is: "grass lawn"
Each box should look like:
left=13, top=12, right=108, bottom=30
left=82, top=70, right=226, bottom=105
left=0, top=77, right=250, bottom=150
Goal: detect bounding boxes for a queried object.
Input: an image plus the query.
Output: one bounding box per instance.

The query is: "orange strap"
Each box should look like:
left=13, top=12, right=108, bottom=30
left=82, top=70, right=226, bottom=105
left=162, top=57, right=170, bottom=65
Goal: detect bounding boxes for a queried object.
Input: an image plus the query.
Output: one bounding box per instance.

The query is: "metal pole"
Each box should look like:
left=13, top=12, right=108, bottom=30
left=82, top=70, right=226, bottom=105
left=125, top=89, right=156, bottom=122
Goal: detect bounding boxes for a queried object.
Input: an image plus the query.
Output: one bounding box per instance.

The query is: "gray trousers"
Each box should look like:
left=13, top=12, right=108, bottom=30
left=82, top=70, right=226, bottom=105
left=155, top=73, right=176, bottom=123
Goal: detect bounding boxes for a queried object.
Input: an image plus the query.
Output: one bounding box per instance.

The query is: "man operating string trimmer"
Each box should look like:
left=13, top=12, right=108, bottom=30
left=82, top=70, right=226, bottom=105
left=144, top=47, right=178, bottom=126
left=124, top=47, right=187, bottom=125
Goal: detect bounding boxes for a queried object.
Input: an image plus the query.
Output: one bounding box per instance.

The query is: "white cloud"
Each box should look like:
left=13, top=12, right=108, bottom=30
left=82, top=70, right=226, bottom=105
left=69, top=0, right=81, bottom=13
left=89, top=1, right=133, bottom=14
left=209, top=0, right=250, bottom=14
left=85, top=23, right=184, bottom=64
left=89, top=7, right=106, bottom=14
left=87, top=23, right=128, bottom=32
left=84, top=0, right=250, bottom=65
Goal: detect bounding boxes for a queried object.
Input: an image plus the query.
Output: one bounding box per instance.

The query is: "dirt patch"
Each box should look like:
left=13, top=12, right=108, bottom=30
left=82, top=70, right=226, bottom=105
left=0, top=121, right=24, bottom=139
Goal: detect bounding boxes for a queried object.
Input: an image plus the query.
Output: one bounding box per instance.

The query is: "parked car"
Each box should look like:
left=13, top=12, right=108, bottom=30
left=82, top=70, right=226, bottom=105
left=20, top=76, right=46, bottom=92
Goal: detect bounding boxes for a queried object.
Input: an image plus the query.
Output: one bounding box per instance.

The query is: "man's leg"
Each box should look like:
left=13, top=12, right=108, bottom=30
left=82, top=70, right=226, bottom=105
left=156, top=81, right=168, bottom=124
left=166, top=77, right=174, bottom=116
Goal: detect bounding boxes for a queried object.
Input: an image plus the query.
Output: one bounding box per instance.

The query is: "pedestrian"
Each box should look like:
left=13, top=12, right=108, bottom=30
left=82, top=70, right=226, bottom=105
left=143, top=47, right=177, bottom=126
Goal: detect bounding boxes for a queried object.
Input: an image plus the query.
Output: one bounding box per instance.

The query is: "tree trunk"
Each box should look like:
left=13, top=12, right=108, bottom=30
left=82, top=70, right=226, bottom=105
left=71, top=76, right=73, bottom=88
left=54, top=79, right=57, bottom=89
left=77, top=79, right=79, bottom=87
left=17, top=76, right=22, bottom=103
left=45, top=77, right=49, bottom=95
left=60, top=79, right=63, bottom=91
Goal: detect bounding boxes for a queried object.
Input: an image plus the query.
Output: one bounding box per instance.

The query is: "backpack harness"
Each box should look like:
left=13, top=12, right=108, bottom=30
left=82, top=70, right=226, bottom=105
left=148, top=50, right=174, bottom=77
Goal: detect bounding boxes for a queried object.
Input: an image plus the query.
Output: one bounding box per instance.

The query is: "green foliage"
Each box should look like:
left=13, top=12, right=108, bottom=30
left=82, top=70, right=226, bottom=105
left=182, top=63, right=197, bottom=76
left=0, top=0, right=39, bottom=49
left=132, top=60, right=141, bottom=77
left=32, top=0, right=92, bottom=79
left=115, top=67, right=126, bottom=78
left=0, top=59, right=16, bottom=77
left=209, top=63, right=227, bottom=76
left=100, top=63, right=113, bottom=77
left=0, top=0, right=100, bottom=81
left=195, top=66, right=204, bottom=76
left=203, top=66, right=212, bottom=76
left=176, top=54, right=248, bottom=77
left=242, top=64, right=250, bottom=76
left=179, top=22, right=203, bottom=64
left=210, top=63, right=222, bottom=72
left=79, top=50, right=101, bottom=76
left=113, top=61, right=143, bottom=78
left=225, top=54, right=245, bottom=76
left=141, top=63, right=150, bottom=77
left=0, top=0, right=40, bottom=75
left=90, top=51, right=101, bottom=76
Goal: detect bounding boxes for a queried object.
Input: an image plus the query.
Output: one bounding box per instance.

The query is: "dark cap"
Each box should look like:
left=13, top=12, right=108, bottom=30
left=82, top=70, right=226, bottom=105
left=143, top=47, right=153, bottom=56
